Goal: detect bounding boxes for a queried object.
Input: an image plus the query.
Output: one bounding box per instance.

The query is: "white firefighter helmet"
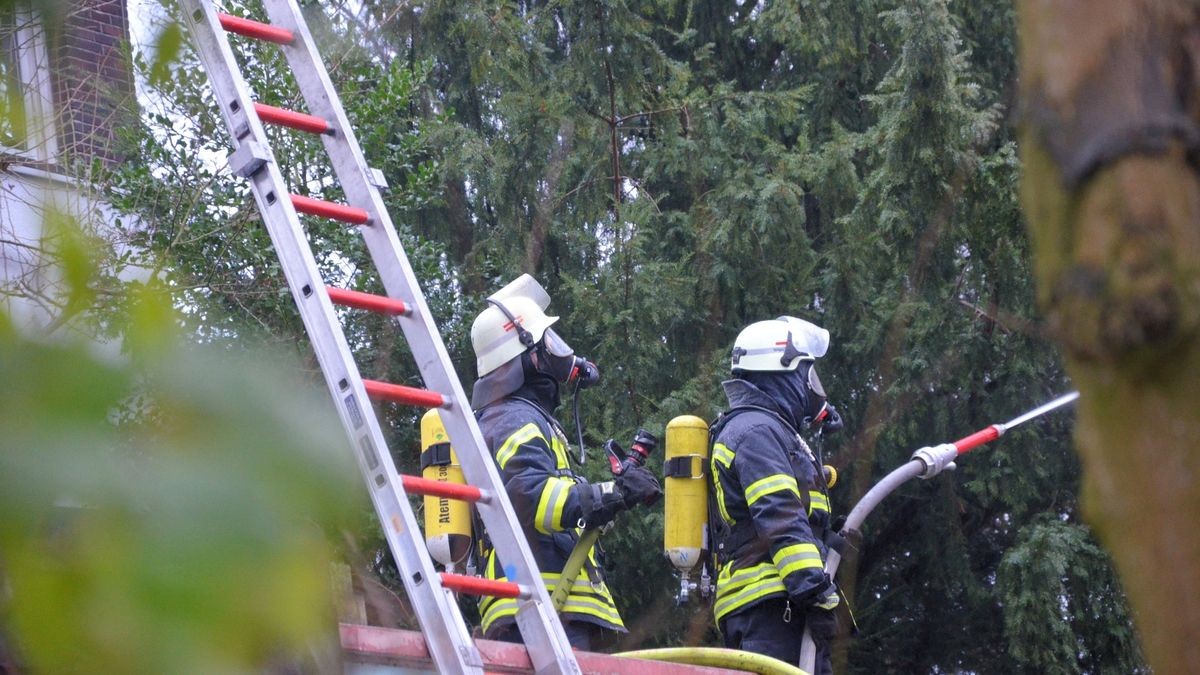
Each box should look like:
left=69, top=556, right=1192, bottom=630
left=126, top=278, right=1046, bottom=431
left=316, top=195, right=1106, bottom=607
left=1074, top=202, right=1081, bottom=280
left=730, top=316, right=830, bottom=372
left=471, top=274, right=560, bottom=376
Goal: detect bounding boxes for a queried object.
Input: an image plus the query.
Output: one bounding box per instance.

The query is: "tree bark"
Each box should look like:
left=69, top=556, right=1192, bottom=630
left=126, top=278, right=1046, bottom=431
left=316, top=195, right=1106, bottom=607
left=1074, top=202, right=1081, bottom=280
left=525, top=120, right=575, bottom=275
left=1018, top=2, right=1200, bottom=671
left=443, top=174, right=486, bottom=296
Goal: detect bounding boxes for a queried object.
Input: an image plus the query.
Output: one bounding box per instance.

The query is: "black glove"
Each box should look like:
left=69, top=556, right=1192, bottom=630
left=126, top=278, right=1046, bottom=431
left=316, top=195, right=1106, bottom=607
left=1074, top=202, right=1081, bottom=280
left=798, top=577, right=840, bottom=640
left=578, top=481, right=626, bottom=528
left=615, top=465, right=663, bottom=508
left=791, top=575, right=836, bottom=609
left=821, top=404, right=843, bottom=435
left=812, top=584, right=840, bottom=611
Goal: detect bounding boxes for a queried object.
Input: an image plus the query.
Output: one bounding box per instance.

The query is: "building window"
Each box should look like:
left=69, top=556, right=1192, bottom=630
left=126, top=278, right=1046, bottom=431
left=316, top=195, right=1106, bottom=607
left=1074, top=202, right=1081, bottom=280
left=0, top=10, right=27, bottom=147
left=0, top=4, right=55, bottom=161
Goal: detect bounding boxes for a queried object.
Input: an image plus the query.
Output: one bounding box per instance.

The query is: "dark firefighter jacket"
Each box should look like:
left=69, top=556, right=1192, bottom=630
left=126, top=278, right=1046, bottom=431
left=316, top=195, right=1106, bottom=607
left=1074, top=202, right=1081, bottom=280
left=475, top=396, right=625, bottom=636
left=710, top=378, right=832, bottom=626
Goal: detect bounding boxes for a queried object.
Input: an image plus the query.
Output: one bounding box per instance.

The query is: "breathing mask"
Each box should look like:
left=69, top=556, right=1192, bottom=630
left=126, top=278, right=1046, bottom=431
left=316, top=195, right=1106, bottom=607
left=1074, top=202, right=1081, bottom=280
left=536, top=328, right=600, bottom=388
left=799, top=361, right=830, bottom=427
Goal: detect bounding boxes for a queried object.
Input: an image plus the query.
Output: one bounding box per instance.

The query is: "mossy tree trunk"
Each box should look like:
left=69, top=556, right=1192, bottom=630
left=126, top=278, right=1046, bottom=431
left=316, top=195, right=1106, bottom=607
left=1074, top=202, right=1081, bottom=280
left=1018, top=2, right=1200, bottom=672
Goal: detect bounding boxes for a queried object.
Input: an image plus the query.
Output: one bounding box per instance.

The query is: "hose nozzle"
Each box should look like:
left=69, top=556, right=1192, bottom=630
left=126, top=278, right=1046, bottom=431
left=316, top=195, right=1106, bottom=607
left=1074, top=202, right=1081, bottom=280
left=604, top=429, right=658, bottom=475
left=912, top=443, right=958, bottom=479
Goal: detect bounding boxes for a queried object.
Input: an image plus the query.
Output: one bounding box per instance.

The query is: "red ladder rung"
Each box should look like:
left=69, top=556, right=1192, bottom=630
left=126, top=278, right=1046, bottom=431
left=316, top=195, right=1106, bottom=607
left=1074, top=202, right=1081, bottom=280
left=217, top=13, right=294, bottom=45
left=327, top=287, right=411, bottom=316
left=362, top=379, right=447, bottom=408
left=400, top=475, right=484, bottom=503
left=440, top=573, right=524, bottom=599
left=255, top=102, right=331, bottom=135
left=290, top=194, right=369, bottom=225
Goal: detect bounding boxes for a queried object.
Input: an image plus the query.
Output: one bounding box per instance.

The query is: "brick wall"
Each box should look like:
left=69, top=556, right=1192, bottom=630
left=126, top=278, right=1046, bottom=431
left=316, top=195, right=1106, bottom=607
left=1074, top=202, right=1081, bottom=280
left=51, top=0, right=135, bottom=169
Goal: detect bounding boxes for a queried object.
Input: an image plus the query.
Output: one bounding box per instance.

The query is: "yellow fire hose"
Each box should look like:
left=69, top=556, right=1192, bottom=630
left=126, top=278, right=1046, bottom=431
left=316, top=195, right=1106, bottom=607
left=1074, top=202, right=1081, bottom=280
left=616, top=647, right=809, bottom=675
left=550, top=527, right=601, bottom=611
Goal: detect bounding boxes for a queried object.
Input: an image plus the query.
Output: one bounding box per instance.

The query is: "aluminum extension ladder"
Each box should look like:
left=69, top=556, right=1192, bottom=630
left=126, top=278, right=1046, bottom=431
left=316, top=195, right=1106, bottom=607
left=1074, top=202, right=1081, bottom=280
left=180, top=3, right=581, bottom=673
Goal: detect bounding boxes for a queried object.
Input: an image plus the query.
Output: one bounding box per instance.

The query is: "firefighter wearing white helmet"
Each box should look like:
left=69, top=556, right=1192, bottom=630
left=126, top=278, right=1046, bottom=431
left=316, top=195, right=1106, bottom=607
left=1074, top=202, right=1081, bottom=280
left=708, top=316, right=844, bottom=674
left=469, top=274, right=662, bottom=650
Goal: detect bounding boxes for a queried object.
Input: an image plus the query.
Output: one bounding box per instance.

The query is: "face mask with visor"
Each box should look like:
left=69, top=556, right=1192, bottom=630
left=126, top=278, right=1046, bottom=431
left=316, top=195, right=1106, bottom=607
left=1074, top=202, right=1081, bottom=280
left=800, top=361, right=830, bottom=426
left=536, top=328, right=577, bottom=383
left=536, top=328, right=599, bottom=387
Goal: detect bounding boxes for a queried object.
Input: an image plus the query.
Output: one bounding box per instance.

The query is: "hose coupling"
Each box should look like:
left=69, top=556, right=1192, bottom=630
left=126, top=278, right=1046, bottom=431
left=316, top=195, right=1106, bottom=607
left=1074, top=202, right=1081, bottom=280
left=912, top=443, right=958, bottom=479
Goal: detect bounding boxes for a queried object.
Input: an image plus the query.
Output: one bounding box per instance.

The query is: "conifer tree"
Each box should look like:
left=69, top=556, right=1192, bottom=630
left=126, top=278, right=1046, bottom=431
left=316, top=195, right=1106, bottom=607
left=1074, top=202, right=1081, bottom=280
left=95, top=1, right=1153, bottom=668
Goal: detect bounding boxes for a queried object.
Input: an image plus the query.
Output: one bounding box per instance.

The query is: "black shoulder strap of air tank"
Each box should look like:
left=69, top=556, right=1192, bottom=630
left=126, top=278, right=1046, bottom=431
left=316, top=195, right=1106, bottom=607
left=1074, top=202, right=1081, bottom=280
left=707, top=405, right=783, bottom=565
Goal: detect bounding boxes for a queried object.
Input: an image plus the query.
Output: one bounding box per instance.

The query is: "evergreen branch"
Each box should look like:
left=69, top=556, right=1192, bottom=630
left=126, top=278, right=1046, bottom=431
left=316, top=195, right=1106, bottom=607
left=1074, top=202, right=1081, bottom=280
left=556, top=177, right=601, bottom=205
left=956, top=297, right=1013, bottom=335
left=614, top=105, right=685, bottom=125
left=583, top=108, right=613, bottom=125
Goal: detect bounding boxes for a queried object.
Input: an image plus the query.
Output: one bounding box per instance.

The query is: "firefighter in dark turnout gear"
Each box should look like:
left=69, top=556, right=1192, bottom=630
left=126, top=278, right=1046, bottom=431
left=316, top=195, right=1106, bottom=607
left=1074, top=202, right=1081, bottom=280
left=469, top=274, right=662, bottom=650
left=710, top=316, right=843, bottom=673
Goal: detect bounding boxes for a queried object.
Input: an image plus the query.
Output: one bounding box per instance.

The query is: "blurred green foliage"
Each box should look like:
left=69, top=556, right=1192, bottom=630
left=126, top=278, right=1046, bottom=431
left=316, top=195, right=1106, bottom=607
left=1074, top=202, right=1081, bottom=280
left=149, top=21, right=183, bottom=87
left=0, top=229, right=359, bottom=672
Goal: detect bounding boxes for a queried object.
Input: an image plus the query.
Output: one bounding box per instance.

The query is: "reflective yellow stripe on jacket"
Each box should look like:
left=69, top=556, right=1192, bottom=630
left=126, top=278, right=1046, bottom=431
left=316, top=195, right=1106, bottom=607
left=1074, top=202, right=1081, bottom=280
left=479, top=553, right=625, bottom=633
left=745, top=473, right=800, bottom=506
left=713, top=561, right=788, bottom=623
left=772, top=542, right=822, bottom=579
left=497, top=420, right=570, bottom=472
left=549, top=428, right=571, bottom=470
left=496, top=422, right=545, bottom=469
left=535, top=476, right=575, bottom=534
left=808, top=490, right=829, bottom=516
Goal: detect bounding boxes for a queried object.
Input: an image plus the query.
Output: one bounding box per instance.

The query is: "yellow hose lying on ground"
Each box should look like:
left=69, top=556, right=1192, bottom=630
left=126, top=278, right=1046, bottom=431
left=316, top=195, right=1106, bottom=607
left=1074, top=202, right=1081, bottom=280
left=615, top=647, right=809, bottom=675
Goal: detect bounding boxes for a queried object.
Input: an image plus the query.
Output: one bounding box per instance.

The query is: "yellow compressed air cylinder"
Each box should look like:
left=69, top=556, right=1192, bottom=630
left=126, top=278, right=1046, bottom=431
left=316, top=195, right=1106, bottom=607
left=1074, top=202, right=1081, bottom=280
left=420, top=410, right=471, bottom=568
left=664, top=415, right=710, bottom=574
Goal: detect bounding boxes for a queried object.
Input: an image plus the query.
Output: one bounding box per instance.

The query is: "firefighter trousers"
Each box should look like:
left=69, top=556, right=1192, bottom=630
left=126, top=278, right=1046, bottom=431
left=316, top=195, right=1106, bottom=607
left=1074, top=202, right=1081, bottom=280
left=720, top=598, right=832, bottom=675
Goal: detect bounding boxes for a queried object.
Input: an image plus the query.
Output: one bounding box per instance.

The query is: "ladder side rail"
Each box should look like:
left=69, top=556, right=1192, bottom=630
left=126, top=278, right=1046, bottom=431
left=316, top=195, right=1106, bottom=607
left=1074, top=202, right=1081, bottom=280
left=257, top=2, right=581, bottom=673
left=179, top=4, right=483, bottom=672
